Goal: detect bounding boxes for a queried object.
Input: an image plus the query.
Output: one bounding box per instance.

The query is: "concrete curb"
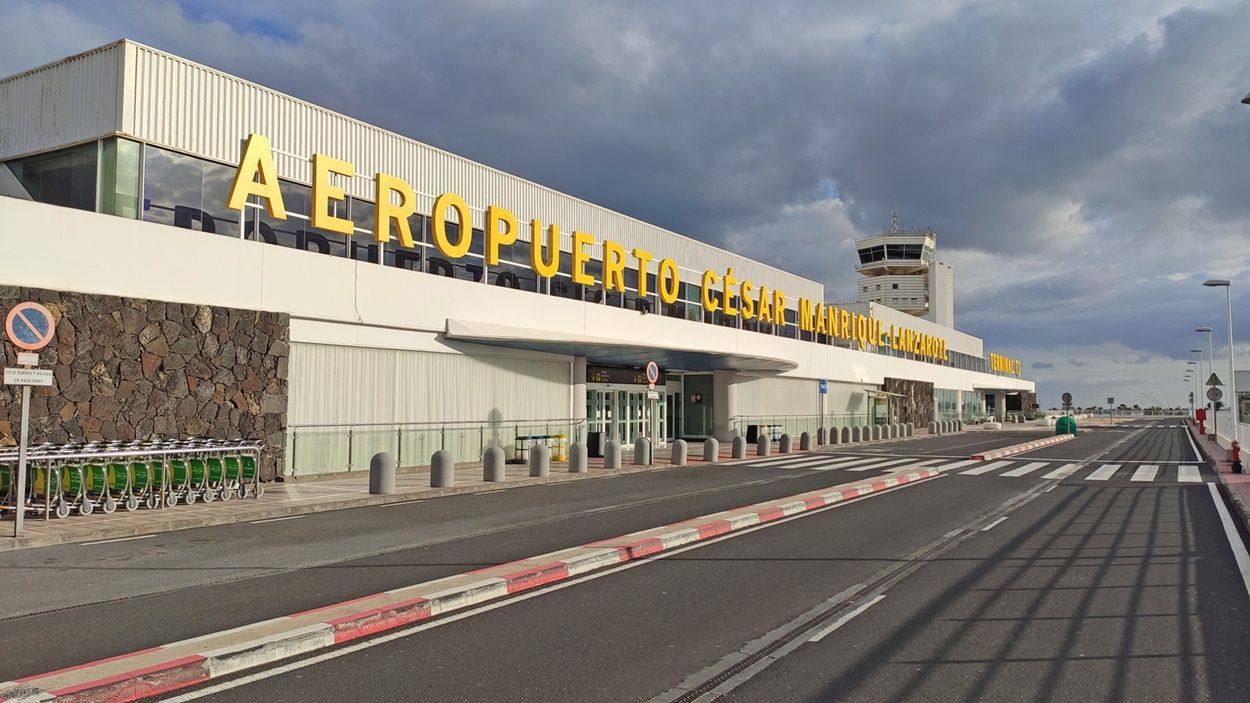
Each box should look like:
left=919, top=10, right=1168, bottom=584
left=0, top=467, right=940, bottom=703
left=970, top=433, right=1073, bottom=461
left=1185, top=424, right=1250, bottom=534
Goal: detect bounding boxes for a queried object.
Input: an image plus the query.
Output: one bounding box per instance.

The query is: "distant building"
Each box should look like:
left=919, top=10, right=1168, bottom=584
left=854, top=214, right=954, bottom=328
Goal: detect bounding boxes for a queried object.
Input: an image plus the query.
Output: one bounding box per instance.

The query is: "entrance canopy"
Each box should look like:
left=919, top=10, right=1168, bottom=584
left=445, top=319, right=797, bottom=373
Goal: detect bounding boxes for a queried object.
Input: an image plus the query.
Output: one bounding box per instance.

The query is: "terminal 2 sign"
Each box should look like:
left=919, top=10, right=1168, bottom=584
left=227, top=133, right=948, bottom=363
left=988, top=353, right=1022, bottom=375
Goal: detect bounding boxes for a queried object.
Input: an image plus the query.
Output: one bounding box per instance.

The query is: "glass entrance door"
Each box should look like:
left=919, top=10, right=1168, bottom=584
left=587, top=388, right=668, bottom=447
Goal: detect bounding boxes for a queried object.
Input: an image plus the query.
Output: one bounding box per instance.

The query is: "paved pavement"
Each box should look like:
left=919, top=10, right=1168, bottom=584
left=5, top=419, right=1246, bottom=702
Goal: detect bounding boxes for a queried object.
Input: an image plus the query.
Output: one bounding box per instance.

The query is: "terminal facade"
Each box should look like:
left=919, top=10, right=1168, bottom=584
left=0, top=41, right=1034, bottom=476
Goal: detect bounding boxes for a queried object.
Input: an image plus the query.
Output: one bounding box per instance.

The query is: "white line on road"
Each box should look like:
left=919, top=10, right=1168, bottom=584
left=1000, top=462, right=1049, bottom=478
left=808, top=594, right=886, bottom=642
left=959, top=461, right=1014, bottom=476
left=1130, top=465, right=1159, bottom=482
left=249, top=515, right=305, bottom=524
left=157, top=475, right=942, bottom=702
left=81, top=534, right=156, bottom=546
left=934, top=459, right=981, bottom=472
left=1178, top=465, right=1203, bottom=483
left=1185, top=428, right=1203, bottom=463
left=847, top=458, right=917, bottom=472
left=981, top=516, right=1008, bottom=532
left=884, top=459, right=945, bottom=473
left=1085, top=464, right=1122, bottom=481
left=1209, top=483, right=1250, bottom=600
left=1041, top=463, right=1080, bottom=480
left=1044, top=485, right=1058, bottom=493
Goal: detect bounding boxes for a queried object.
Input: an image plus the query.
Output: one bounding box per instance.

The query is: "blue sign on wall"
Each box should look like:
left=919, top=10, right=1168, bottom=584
left=818, top=379, right=828, bottom=394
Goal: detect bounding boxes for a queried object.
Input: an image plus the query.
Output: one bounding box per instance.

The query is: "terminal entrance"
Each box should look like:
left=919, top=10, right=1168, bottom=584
left=587, top=389, right=669, bottom=447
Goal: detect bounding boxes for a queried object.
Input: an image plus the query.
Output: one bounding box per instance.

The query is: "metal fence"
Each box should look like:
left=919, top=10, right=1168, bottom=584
left=287, top=418, right=586, bottom=477
left=730, top=414, right=871, bottom=439
left=1212, top=410, right=1250, bottom=448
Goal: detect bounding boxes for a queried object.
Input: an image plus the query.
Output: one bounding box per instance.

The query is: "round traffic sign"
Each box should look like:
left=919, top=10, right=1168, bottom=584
left=645, top=361, right=660, bottom=385
left=1207, top=387, right=1223, bottom=403
left=5, top=302, right=56, bottom=352
left=1061, top=392, right=1072, bottom=404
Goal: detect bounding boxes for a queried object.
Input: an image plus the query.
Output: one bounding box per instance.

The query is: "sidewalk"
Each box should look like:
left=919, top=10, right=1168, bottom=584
left=0, top=445, right=758, bottom=552
left=1186, top=422, right=1250, bottom=530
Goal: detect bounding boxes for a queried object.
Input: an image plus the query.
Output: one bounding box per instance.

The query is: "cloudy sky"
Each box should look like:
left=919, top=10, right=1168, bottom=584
left=3, top=0, right=1249, bottom=408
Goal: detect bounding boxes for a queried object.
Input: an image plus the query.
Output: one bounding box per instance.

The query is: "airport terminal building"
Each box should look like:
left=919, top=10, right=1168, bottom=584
left=0, top=41, right=1034, bottom=478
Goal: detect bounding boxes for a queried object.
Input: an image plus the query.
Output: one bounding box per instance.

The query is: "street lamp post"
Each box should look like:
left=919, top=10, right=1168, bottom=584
left=1196, top=326, right=1214, bottom=415
left=1204, top=279, right=1239, bottom=443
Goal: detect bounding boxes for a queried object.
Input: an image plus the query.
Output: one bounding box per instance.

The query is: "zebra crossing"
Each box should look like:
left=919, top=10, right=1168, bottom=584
left=749, top=453, right=1209, bottom=484
left=1114, top=424, right=1184, bottom=429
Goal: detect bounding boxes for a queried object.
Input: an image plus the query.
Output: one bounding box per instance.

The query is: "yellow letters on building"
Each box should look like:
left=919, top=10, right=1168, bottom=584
left=701, top=270, right=720, bottom=312
left=658, top=258, right=681, bottom=304
left=632, top=249, right=654, bottom=297
left=757, top=286, right=771, bottom=323
left=431, top=192, right=473, bottom=258
left=571, top=231, right=595, bottom=286
left=772, top=290, right=786, bottom=326
left=311, top=153, right=355, bottom=235
left=722, top=268, right=739, bottom=317
left=373, top=172, right=415, bottom=248
left=740, top=281, right=755, bottom=319
left=530, top=220, right=560, bottom=278
left=226, top=133, right=286, bottom=218
left=485, top=205, right=518, bottom=265
left=602, top=240, right=627, bottom=292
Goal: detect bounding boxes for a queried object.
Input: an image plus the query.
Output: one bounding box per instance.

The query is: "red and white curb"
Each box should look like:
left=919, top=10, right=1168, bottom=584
left=971, top=434, right=1074, bottom=461
left=0, top=468, right=939, bottom=703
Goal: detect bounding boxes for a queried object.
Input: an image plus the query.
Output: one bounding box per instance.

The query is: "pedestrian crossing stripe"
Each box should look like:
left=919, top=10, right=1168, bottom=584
left=754, top=454, right=1208, bottom=484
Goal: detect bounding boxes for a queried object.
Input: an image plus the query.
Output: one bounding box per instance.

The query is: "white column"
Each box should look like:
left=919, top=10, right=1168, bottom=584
left=713, top=370, right=738, bottom=442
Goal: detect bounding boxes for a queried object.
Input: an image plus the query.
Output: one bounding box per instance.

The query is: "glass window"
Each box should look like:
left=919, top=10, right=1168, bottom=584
left=349, top=197, right=380, bottom=263
left=143, top=145, right=243, bottom=237
left=6, top=141, right=98, bottom=211
left=100, top=138, right=141, bottom=218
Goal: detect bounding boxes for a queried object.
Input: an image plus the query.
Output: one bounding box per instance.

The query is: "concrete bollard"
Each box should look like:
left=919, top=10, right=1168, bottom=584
left=892, top=423, right=901, bottom=438
left=483, top=445, right=506, bottom=482
left=604, top=440, right=622, bottom=469
left=568, top=442, right=588, bottom=473
left=634, top=437, right=652, bottom=466
left=431, top=449, right=455, bottom=488
left=851, top=426, right=861, bottom=442
left=816, top=427, right=826, bottom=445
left=671, top=439, right=688, bottom=466
left=929, top=421, right=938, bottom=434
left=800, top=432, right=812, bottom=451
left=956, top=420, right=963, bottom=431
left=369, top=452, right=396, bottom=494
left=529, top=444, right=550, bottom=477
left=757, top=435, right=772, bottom=457
left=704, top=437, right=720, bottom=462
left=732, top=435, right=747, bottom=459
left=780, top=433, right=793, bottom=454
left=863, top=425, right=873, bottom=442
left=841, top=426, right=851, bottom=443
left=871, top=425, right=881, bottom=441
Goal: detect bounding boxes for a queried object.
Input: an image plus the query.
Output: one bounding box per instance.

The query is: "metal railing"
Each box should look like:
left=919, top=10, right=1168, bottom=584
left=730, top=414, right=873, bottom=439
left=1212, top=410, right=1250, bottom=448
left=287, top=418, right=587, bottom=477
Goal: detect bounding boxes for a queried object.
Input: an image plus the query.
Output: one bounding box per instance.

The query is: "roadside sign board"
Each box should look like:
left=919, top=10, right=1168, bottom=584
left=1207, top=387, right=1223, bottom=402
left=4, top=302, right=55, bottom=351
left=1061, top=392, right=1072, bottom=404
left=1107, top=397, right=1114, bottom=405
left=1207, top=373, right=1222, bottom=387
left=645, top=361, right=660, bottom=386
left=819, top=379, right=828, bottom=395
left=4, top=368, right=53, bottom=386
left=646, top=391, right=660, bottom=400
left=16, top=352, right=38, bottom=366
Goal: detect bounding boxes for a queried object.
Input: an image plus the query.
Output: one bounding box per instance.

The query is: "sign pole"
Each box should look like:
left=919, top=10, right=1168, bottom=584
left=12, top=383, right=29, bottom=537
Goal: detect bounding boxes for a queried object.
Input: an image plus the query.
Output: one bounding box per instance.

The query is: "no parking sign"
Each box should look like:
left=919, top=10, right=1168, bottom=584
left=5, top=301, right=56, bottom=352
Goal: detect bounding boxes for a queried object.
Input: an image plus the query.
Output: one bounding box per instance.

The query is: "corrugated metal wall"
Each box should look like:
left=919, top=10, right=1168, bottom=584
left=0, top=42, right=123, bottom=159
left=736, top=375, right=819, bottom=416
left=117, top=42, right=821, bottom=299
left=287, top=342, right=569, bottom=426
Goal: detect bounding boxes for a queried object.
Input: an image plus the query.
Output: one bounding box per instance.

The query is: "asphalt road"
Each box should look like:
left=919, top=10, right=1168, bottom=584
left=9, top=420, right=1244, bottom=703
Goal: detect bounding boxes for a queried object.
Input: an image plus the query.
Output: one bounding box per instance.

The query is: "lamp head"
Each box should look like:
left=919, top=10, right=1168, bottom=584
left=1195, top=326, right=1212, bottom=333
left=1203, top=279, right=1231, bottom=287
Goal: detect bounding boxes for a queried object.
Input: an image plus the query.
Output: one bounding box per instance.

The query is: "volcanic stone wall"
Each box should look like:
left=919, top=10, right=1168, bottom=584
left=882, top=377, right=935, bottom=426
left=0, top=287, right=289, bottom=479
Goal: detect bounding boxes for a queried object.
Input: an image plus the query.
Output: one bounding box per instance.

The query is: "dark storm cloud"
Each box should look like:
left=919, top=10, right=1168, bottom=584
left=2, top=0, right=1248, bottom=405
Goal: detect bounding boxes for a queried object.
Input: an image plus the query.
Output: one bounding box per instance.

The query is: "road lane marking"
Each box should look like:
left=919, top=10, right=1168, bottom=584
left=981, top=516, right=1008, bottom=531
left=1085, top=464, right=1122, bottom=481
left=772, top=455, right=863, bottom=470
left=1184, top=428, right=1202, bottom=462
left=934, top=459, right=980, bottom=472
left=847, top=458, right=917, bottom=472
left=249, top=515, right=305, bottom=524
left=1209, top=483, right=1250, bottom=600
left=1041, top=463, right=1080, bottom=480
left=158, top=476, right=939, bottom=702
left=959, top=461, right=1014, bottom=476
left=1178, top=465, right=1202, bottom=483
left=1000, top=462, right=1049, bottom=477
left=81, top=534, right=156, bottom=545
left=1130, top=465, right=1158, bottom=482
left=808, top=595, right=886, bottom=642
left=884, top=459, right=945, bottom=473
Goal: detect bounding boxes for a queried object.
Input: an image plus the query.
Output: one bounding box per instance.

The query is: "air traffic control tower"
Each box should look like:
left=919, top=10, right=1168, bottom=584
left=854, top=214, right=954, bottom=328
